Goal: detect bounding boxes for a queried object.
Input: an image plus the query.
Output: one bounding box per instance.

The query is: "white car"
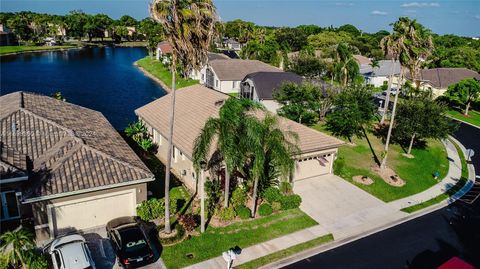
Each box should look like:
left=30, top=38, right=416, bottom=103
left=48, top=234, right=96, bottom=269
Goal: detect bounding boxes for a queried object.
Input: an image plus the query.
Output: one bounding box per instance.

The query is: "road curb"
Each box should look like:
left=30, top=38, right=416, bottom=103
left=447, top=115, right=480, bottom=130
left=261, top=137, right=476, bottom=269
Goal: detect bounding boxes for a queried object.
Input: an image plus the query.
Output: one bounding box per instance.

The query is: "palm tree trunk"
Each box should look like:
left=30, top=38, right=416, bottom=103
left=223, top=163, right=230, bottom=208
left=200, top=169, right=205, bottom=233
left=381, top=67, right=403, bottom=169
left=407, top=132, right=416, bottom=155
left=251, top=177, right=259, bottom=217
left=380, top=58, right=395, bottom=125
left=15, top=249, right=26, bottom=269
left=164, top=53, right=177, bottom=234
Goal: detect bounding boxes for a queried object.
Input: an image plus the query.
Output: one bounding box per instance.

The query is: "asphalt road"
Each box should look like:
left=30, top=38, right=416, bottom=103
left=283, top=123, right=480, bottom=269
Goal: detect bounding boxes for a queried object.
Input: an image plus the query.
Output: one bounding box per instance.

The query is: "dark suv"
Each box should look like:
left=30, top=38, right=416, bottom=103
left=106, top=217, right=154, bottom=268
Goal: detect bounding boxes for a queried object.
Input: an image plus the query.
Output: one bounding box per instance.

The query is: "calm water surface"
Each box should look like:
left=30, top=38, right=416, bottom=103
left=0, top=47, right=166, bottom=129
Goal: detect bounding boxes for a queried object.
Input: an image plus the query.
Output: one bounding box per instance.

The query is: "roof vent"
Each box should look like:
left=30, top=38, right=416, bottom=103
left=214, top=100, right=225, bottom=107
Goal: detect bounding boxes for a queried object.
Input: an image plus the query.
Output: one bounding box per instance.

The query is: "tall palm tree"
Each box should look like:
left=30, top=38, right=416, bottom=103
left=193, top=98, right=261, bottom=211
left=150, top=0, right=217, bottom=234
left=247, top=113, right=299, bottom=217
left=379, top=33, right=401, bottom=125
left=0, top=228, right=35, bottom=269
left=333, top=43, right=359, bottom=87
left=379, top=17, right=433, bottom=169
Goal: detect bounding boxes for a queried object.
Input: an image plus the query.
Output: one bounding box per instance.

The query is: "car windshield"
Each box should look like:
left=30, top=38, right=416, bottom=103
left=119, top=227, right=148, bottom=253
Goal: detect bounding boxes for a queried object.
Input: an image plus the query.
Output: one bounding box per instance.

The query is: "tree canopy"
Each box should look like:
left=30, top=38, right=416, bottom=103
left=445, top=78, right=480, bottom=115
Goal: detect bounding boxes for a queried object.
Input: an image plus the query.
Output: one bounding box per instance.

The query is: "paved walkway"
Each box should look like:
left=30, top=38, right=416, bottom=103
left=182, top=139, right=467, bottom=269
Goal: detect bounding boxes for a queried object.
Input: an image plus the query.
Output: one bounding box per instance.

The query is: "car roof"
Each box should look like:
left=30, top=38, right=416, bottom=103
left=51, top=234, right=86, bottom=250
left=54, top=239, right=91, bottom=269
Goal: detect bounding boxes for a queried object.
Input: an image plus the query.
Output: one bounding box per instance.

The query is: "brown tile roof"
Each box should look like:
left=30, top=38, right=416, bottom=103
left=0, top=92, right=154, bottom=199
left=353, top=55, right=372, bottom=65
left=208, top=59, right=282, bottom=81
left=414, top=68, right=480, bottom=89
left=157, top=41, right=173, bottom=54
left=135, top=85, right=343, bottom=159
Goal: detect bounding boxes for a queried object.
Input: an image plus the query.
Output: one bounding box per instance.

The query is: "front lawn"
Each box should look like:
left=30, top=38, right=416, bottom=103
left=136, top=56, right=198, bottom=90
left=312, top=124, right=449, bottom=202
left=161, top=209, right=318, bottom=269
left=447, top=109, right=480, bottom=128
left=0, top=45, right=77, bottom=55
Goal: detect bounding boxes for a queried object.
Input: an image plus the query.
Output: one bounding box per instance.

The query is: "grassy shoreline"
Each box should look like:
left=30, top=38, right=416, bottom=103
left=0, top=45, right=78, bottom=55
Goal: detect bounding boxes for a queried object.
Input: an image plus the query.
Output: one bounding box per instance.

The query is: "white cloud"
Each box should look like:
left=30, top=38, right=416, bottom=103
left=371, top=10, right=388, bottom=16
left=401, top=2, right=440, bottom=8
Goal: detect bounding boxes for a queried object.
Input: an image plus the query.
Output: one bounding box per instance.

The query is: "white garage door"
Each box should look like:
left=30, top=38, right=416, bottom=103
left=51, top=190, right=135, bottom=235
left=294, top=157, right=330, bottom=181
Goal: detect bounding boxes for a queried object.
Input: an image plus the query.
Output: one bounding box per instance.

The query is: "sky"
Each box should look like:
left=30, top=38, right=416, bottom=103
left=1, top=0, right=479, bottom=37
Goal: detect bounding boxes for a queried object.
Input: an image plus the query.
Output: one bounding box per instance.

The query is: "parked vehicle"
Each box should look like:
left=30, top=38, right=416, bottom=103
left=106, top=216, right=155, bottom=268
left=47, top=234, right=96, bottom=269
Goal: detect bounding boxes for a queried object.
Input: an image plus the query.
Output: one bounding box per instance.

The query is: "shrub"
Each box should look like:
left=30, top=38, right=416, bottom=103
left=205, top=180, right=221, bottom=215
left=215, top=206, right=236, bottom=221
left=280, top=194, right=302, bottom=210
left=258, top=203, right=273, bottom=216
left=271, top=201, right=282, bottom=212
left=279, top=181, right=293, bottom=194
left=178, top=213, right=198, bottom=232
left=235, top=205, right=251, bottom=219
left=136, top=198, right=164, bottom=221
left=263, top=187, right=282, bottom=203
left=231, top=187, right=247, bottom=208
left=24, top=249, right=48, bottom=269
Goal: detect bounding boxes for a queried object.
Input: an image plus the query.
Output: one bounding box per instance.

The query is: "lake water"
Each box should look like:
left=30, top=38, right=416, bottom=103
left=0, top=47, right=166, bottom=129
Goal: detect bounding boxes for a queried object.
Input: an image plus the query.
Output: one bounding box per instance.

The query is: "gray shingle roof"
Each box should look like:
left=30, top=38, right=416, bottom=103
left=244, top=72, right=303, bottom=100
left=135, top=85, right=343, bottom=159
left=209, top=59, right=282, bottom=81
left=412, top=68, right=480, bottom=88
left=0, top=92, right=154, bottom=199
left=360, top=60, right=401, bottom=77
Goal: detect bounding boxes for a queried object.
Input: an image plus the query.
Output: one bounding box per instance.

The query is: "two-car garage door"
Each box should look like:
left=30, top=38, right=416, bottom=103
left=50, top=190, right=136, bottom=236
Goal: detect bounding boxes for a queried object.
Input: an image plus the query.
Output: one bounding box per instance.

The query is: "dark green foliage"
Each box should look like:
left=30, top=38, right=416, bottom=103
left=279, top=181, right=293, bottom=194
left=136, top=198, right=165, bottom=221
left=178, top=213, right=198, bottom=232
left=258, top=203, right=273, bottom=216
left=263, top=187, right=282, bottom=203
left=445, top=78, right=480, bottom=115
left=124, top=120, right=155, bottom=153
left=280, top=194, right=302, bottom=210
left=326, top=85, right=376, bottom=141
left=235, top=205, right=251, bottom=219
left=205, top=180, right=222, bottom=215
left=231, top=187, right=247, bottom=208
left=274, top=27, right=308, bottom=52
left=286, top=52, right=327, bottom=79
left=274, top=82, right=323, bottom=125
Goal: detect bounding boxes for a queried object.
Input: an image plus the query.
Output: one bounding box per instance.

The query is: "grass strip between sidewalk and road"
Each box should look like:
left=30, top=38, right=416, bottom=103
left=447, top=109, right=480, bottom=128
left=236, top=234, right=334, bottom=269
left=161, top=209, right=318, bottom=269
left=0, top=45, right=77, bottom=55
left=401, top=139, right=469, bottom=213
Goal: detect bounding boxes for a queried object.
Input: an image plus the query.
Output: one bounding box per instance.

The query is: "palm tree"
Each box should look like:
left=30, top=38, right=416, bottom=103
left=193, top=98, right=261, bottom=211
left=379, top=34, right=401, bottom=125
left=247, top=113, right=299, bottom=217
left=333, top=43, right=359, bottom=87
left=150, top=0, right=217, bottom=234
left=379, top=17, right=433, bottom=169
left=0, top=228, right=35, bottom=269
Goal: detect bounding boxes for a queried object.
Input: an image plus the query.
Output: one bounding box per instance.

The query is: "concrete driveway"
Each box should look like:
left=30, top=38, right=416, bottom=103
left=293, top=175, right=406, bottom=238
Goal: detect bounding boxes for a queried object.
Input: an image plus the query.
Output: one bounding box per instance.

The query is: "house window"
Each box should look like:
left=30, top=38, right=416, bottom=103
left=215, top=80, right=219, bottom=88
left=1, top=191, right=20, bottom=221
left=233, top=81, right=237, bottom=89
left=172, top=147, right=176, bottom=162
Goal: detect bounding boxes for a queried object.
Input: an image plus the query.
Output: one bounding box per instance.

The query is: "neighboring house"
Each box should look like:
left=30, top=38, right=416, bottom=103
left=200, top=59, right=282, bottom=94
left=155, top=41, right=173, bottom=61
left=44, top=37, right=57, bottom=46
left=240, top=72, right=303, bottom=112
left=224, top=38, right=243, bottom=51
left=135, top=84, right=344, bottom=192
left=360, top=60, right=401, bottom=88
left=0, top=24, right=18, bottom=46
left=409, top=68, right=480, bottom=97
left=0, top=92, right=154, bottom=240
left=190, top=52, right=230, bottom=81
left=353, top=54, right=372, bottom=66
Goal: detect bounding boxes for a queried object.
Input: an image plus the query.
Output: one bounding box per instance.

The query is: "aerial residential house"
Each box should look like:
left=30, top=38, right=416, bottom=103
left=0, top=92, right=154, bottom=240
left=240, top=72, right=303, bottom=112
left=135, top=85, right=344, bottom=192
left=155, top=41, right=173, bottom=61
left=0, top=24, right=17, bottom=46
left=360, top=60, right=401, bottom=88
left=409, top=68, right=480, bottom=98
left=200, top=59, right=282, bottom=94
left=223, top=38, right=243, bottom=51
left=353, top=54, right=372, bottom=66
left=189, top=52, right=230, bottom=81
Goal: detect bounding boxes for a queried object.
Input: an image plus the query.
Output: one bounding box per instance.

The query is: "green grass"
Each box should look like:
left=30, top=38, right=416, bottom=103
left=401, top=139, right=469, bottom=213
left=0, top=45, right=77, bottom=55
left=312, top=123, right=449, bottom=202
left=161, top=209, right=318, bottom=269
left=236, top=234, right=334, bottom=269
left=136, top=56, right=198, bottom=89
left=447, top=109, right=480, bottom=127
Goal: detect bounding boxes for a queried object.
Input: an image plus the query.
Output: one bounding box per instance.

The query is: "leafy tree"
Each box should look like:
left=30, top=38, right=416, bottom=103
left=445, top=78, right=480, bottom=115
left=307, top=31, right=352, bottom=51
left=274, top=27, right=308, bottom=52
left=332, top=42, right=361, bottom=86
left=0, top=228, right=36, bottom=269
left=338, top=24, right=361, bottom=36
left=138, top=18, right=164, bottom=55
left=64, top=10, right=89, bottom=39
left=286, top=51, right=327, bottom=79
left=118, top=15, right=137, bottom=27
left=125, top=121, right=148, bottom=142
left=151, top=0, right=216, bottom=234
left=240, top=36, right=281, bottom=66
left=326, top=85, right=375, bottom=142
left=296, top=24, right=323, bottom=36
left=395, top=97, right=457, bottom=155
left=274, top=82, right=322, bottom=125
left=7, top=13, right=33, bottom=42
